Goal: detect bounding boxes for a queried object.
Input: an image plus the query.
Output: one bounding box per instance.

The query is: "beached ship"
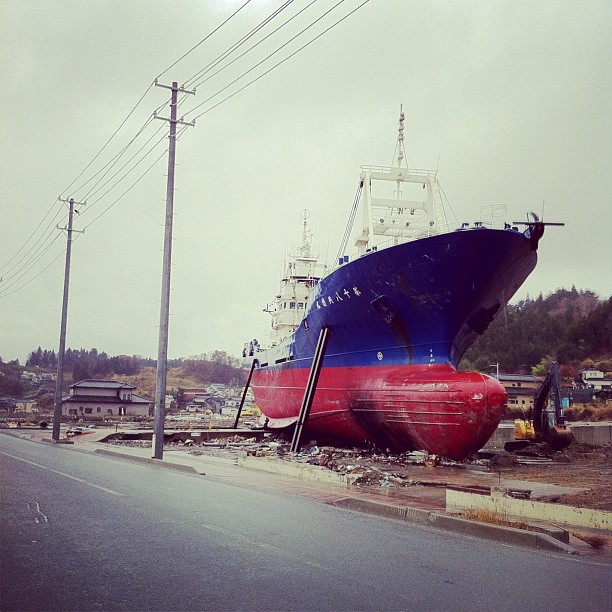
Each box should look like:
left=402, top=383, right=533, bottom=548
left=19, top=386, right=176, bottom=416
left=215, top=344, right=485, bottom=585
left=243, top=109, right=546, bottom=461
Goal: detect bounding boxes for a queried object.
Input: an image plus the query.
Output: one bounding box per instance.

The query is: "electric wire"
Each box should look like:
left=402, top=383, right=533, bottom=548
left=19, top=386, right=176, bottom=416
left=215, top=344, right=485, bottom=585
left=0, top=202, right=64, bottom=274
left=0, top=230, right=65, bottom=295
left=62, top=82, right=156, bottom=197
left=184, top=0, right=318, bottom=96
left=155, top=0, right=253, bottom=82
left=2, top=3, right=255, bottom=297
left=0, top=245, right=67, bottom=299
left=182, top=0, right=298, bottom=90
left=76, top=113, right=160, bottom=200
left=2, top=0, right=372, bottom=300
left=80, top=122, right=193, bottom=230
left=80, top=122, right=167, bottom=208
left=0, top=205, right=66, bottom=280
left=185, top=0, right=354, bottom=120
left=80, top=148, right=170, bottom=232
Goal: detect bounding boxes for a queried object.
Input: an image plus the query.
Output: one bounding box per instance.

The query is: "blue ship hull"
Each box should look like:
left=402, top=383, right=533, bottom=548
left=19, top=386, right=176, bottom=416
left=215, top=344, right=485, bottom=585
left=246, top=225, right=541, bottom=460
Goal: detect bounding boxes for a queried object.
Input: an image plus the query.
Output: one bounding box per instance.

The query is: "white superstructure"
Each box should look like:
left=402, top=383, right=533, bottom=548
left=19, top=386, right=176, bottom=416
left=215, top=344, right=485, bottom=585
left=355, top=106, right=448, bottom=254
left=266, top=210, right=327, bottom=344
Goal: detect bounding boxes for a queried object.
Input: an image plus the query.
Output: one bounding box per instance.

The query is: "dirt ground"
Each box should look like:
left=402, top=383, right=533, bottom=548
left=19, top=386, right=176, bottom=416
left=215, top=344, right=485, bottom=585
left=106, top=431, right=612, bottom=512
left=357, top=443, right=612, bottom=512
left=497, top=444, right=612, bottom=511
left=241, top=438, right=612, bottom=512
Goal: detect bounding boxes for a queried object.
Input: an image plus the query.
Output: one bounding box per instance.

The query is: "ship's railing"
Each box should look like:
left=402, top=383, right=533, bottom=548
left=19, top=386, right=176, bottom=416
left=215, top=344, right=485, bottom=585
left=332, top=218, right=521, bottom=269
left=361, top=164, right=438, bottom=177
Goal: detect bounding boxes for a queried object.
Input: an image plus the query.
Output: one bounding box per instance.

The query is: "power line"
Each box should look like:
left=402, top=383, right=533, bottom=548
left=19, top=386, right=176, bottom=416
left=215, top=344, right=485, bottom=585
left=0, top=244, right=67, bottom=299
left=2, top=0, right=372, bottom=301
left=80, top=148, right=170, bottom=231
left=188, top=0, right=371, bottom=121
left=183, top=0, right=298, bottom=90
left=155, top=0, right=254, bottom=82
left=61, top=83, right=156, bottom=197
left=0, top=230, right=65, bottom=295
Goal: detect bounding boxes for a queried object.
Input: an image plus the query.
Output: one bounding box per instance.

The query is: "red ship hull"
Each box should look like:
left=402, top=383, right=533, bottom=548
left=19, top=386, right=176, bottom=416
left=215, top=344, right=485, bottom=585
left=251, top=364, right=505, bottom=461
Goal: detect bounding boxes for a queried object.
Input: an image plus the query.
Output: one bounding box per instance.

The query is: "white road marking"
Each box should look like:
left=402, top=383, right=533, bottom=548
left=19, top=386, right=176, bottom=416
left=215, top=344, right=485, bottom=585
left=27, top=501, right=49, bottom=523
left=0, top=451, right=124, bottom=496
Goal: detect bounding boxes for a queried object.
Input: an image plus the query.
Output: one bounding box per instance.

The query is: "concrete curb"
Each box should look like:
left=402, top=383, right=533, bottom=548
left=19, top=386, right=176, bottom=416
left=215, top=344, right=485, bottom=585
left=94, top=449, right=202, bottom=475
left=333, top=497, right=578, bottom=555
left=28, top=438, right=584, bottom=555
left=237, top=455, right=352, bottom=486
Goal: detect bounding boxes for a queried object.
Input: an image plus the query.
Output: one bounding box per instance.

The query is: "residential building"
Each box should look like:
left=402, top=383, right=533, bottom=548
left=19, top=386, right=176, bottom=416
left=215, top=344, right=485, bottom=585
left=15, top=400, right=39, bottom=413
left=497, top=373, right=542, bottom=411
left=61, top=380, right=153, bottom=419
left=579, top=369, right=612, bottom=392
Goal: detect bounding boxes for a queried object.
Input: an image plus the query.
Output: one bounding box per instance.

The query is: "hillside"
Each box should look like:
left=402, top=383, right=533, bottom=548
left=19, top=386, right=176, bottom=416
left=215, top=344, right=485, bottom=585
left=460, top=288, right=611, bottom=375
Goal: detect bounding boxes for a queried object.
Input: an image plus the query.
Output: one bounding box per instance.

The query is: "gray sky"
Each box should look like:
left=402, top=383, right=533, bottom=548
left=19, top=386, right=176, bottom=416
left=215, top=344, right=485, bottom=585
left=1, top=0, right=611, bottom=364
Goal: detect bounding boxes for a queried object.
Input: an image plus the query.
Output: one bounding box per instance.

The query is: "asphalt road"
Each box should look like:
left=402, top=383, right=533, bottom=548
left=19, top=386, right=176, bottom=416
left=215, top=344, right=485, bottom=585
left=1, top=432, right=610, bottom=612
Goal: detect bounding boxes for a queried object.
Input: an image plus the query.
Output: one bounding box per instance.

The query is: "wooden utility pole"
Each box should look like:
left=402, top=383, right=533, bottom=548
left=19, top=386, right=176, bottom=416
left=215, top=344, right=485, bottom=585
left=152, top=81, right=194, bottom=459
left=52, top=197, right=85, bottom=442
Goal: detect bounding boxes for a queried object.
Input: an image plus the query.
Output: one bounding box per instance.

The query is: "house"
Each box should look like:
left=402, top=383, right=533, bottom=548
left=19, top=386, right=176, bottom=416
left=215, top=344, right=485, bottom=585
left=185, top=394, right=225, bottom=414
left=61, top=380, right=153, bottom=419
left=579, top=369, right=612, bottom=392
left=497, top=373, right=543, bottom=411
left=15, top=399, right=39, bottom=413
left=0, top=397, right=16, bottom=414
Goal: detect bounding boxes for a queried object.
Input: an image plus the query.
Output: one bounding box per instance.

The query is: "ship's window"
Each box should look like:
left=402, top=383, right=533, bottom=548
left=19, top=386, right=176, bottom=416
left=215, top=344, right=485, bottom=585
left=297, top=302, right=304, bottom=309
left=290, top=302, right=296, bottom=309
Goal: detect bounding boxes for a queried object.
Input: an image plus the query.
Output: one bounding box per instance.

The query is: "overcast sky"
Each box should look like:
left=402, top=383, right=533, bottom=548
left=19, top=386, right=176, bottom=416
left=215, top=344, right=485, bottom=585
left=1, top=0, right=610, bottom=364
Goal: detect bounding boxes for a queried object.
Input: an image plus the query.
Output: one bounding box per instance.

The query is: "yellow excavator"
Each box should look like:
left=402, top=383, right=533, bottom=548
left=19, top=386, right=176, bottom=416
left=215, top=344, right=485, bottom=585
left=505, top=361, right=573, bottom=453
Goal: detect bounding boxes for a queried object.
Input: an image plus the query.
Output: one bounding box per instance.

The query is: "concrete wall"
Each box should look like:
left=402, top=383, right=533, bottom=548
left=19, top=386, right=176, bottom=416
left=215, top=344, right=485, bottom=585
left=484, top=421, right=612, bottom=449
left=566, top=422, right=612, bottom=446
left=446, top=489, right=611, bottom=530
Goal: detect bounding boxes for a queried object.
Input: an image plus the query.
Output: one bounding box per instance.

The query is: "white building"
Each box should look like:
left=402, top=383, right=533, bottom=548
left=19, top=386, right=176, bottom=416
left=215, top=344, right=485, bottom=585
left=580, top=369, right=612, bottom=392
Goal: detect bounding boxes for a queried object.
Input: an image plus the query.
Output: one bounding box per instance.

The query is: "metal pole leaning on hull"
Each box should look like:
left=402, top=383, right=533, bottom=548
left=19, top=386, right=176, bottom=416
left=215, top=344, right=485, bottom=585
left=290, top=327, right=330, bottom=453
left=234, top=359, right=256, bottom=429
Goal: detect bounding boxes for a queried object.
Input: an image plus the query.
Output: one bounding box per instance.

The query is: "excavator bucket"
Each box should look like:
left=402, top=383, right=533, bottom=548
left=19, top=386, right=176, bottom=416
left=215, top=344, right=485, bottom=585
left=547, top=426, right=573, bottom=451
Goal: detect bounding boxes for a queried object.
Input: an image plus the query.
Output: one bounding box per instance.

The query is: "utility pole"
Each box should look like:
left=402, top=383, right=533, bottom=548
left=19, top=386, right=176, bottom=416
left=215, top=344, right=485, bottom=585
left=52, top=197, right=85, bottom=441
left=151, top=81, right=194, bottom=459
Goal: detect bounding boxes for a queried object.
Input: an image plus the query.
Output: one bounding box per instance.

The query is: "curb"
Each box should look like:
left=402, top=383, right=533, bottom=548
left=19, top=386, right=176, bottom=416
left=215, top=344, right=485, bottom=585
left=333, top=497, right=578, bottom=555
left=237, top=455, right=352, bottom=485
left=94, top=449, right=202, bottom=475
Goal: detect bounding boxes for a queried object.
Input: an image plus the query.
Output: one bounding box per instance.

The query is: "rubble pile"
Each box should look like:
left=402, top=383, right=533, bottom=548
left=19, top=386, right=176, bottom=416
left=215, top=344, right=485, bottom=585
left=106, top=439, right=151, bottom=448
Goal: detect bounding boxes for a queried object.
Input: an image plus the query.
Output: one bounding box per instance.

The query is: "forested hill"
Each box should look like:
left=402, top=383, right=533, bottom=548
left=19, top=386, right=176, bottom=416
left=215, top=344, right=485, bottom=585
left=460, top=288, right=611, bottom=375
left=22, top=348, right=243, bottom=387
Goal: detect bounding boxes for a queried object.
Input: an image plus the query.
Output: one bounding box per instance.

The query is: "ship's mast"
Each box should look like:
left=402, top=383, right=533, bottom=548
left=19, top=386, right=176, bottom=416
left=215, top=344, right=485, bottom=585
left=396, top=104, right=406, bottom=169
left=298, top=208, right=312, bottom=259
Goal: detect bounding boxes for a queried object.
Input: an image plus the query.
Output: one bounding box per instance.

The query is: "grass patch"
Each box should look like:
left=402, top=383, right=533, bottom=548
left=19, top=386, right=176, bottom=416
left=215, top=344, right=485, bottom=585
left=461, top=508, right=526, bottom=529
left=568, top=530, right=607, bottom=549
left=564, top=403, right=612, bottom=422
